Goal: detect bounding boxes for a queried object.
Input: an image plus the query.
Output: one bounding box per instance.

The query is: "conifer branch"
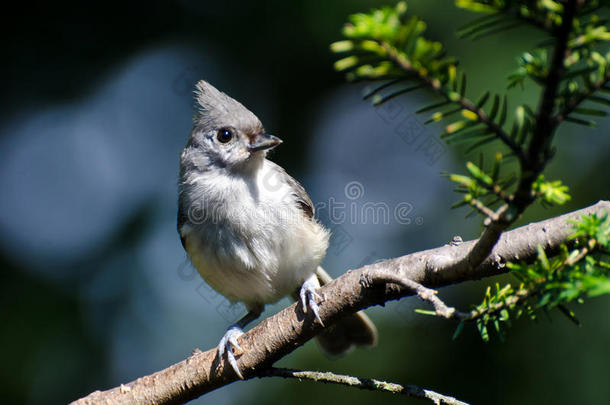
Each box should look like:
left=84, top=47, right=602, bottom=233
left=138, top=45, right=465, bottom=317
left=379, top=42, right=525, bottom=162
left=72, top=201, right=609, bottom=405
left=554, top=71, right=610, bottom=124
left=524, top=0, right=578, bottom=174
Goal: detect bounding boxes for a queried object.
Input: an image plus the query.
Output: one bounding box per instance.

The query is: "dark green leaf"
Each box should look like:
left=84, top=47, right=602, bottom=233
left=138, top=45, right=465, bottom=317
left=363, top=79, right=405, bottom=100
left=565, top=116, right=597, bottom=126
left=452, top=322, right=465, bottom=340
left=414, top=309, right=437, bottom=316
left=444, top=127, right=490, bottom=143
left=458, top=14, right=505, bottom=39
left=573, top=108, right=607, bottom=117
left=489, top=94, right=500, bottom=120
left=371, top=84, right=425, bottom=105
left=465, top=135, right=497, bottom=153
left=471, top=21, right=523, bottom=41
left=557, top=305, right=581, bottom=326
left=589, top=95, right=610, bottom=106
left=499, top=95, right=508, bottom=126
left=476, top=91, right=490, bottom=108
left=460, top=72, right=467, bottom=97
left=477, top=320, right=490, bottom=342
left=416, top=100, right=450, bottom=114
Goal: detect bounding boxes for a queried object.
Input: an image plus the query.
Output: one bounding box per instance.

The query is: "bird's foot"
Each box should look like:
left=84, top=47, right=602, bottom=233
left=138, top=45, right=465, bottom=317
left=299, top=275, right=324, bottom=326
left=217, top=325, right=245, bottom=379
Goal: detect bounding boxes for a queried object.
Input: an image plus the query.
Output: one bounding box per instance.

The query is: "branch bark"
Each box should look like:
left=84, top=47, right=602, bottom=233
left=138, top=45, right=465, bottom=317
left=72, top=200, right=609, bottom=405
left=259, top=368, right=469, bottom=405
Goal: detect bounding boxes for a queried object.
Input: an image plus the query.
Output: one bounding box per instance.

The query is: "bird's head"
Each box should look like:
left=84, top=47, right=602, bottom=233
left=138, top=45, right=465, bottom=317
left=186, top=80, right=282, bottom=172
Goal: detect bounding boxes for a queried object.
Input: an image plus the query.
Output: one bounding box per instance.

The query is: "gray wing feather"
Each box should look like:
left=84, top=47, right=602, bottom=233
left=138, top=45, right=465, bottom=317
left=177, top=197, right=188, bottom=249
left=267, top=160, right=315, bottom=219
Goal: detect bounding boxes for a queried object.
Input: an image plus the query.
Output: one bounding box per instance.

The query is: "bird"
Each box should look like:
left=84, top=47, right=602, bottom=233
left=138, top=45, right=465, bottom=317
left=177, top=80, right=377, bottom=378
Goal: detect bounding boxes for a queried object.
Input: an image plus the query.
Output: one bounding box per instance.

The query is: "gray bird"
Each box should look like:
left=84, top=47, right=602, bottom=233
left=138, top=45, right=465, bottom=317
left=178, top=80, right=377, bottom=378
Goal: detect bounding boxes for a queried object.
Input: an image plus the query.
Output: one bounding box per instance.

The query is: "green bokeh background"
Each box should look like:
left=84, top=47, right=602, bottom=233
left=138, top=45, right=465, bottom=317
left=1, top=1, right=609, bottom=404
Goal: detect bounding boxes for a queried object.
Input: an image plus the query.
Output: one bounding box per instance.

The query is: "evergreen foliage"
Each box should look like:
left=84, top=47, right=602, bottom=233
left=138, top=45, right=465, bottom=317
left=331, top=0, right=609, bottom=341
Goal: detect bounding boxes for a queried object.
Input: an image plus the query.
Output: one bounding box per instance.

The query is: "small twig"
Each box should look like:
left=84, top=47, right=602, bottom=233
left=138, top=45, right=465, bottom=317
left=461, top=237, right=599, bottom=323
left=479, top=180, right=513, bottom=204
left=259, top=368, right=470, bottom=405
left=469, top=198, right=500, bottom=221
left=467, top=289, right=532, bottom=321
left=380, top=229, right=598, bottom=325
left=564, top=246, right=590, bottom=267
left=374, top=269, right=470, bottom=320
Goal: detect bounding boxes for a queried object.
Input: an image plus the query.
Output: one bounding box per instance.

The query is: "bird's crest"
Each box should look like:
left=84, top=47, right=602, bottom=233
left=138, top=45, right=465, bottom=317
left=193, top=80, right=262, bottom=132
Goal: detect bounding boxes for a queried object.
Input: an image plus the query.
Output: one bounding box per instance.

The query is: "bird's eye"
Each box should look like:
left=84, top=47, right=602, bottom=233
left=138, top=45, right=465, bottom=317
left=216, top=128, right=233, bottom=144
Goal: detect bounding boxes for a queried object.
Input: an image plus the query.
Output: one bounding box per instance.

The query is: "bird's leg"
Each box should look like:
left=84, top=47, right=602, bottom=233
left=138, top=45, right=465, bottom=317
left=299, top=273, right=324, bottom=326
left=217, top=304, right=263, bottom=379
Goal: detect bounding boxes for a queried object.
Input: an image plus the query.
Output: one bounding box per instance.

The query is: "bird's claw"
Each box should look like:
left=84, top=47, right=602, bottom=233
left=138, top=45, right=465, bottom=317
left=217, top=325, right=244, bottom=379
left=299, top=277, right=324, bottom=326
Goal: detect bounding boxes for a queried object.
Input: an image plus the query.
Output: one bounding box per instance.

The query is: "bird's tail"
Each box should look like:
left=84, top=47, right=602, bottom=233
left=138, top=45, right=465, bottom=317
left=295, top=266, right=378, bottom=356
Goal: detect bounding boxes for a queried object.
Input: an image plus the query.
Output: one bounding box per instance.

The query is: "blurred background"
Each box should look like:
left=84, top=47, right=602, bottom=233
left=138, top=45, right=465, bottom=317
left=1, top=1, right=609, bottom=404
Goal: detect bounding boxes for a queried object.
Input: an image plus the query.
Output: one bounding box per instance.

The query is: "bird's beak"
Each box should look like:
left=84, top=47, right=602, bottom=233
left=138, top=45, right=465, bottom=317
left=248, top=133, right=283, bottom=152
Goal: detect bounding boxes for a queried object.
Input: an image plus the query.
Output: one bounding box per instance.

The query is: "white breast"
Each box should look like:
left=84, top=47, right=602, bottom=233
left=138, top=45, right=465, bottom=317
left=180, top=160, right=329, bottom=309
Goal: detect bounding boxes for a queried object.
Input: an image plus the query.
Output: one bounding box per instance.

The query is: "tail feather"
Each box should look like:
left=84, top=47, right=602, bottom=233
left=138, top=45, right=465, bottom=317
left=315, top=308, right=377, bottom=355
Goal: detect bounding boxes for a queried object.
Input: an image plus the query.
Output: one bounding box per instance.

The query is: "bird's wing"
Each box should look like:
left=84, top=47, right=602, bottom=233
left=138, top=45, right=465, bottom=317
left=177, top=192, right=188, bottom=249
left=267, top=160, right=315, bottom=219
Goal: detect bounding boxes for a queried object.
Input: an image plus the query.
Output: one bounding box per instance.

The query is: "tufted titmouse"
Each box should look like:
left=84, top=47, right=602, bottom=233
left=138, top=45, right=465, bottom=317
left=177, top=80, right=377, bottom=378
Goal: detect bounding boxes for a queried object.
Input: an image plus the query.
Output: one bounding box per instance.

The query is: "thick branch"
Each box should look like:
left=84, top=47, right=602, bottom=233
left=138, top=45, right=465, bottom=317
left=259, top=368, right=469, bottom=405
left=72, top=200, right=609, bottom=405
left=516, top=0, right=578, bottom=207
left=530, top=0, right=577, bottom=158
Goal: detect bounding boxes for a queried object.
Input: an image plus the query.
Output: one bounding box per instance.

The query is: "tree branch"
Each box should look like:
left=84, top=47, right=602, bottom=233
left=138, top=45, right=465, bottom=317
left=516, top=0, right=578, bottom=205
left=472, top=1, right=579, bottom=281
left=258, top=368, right=470, bottom=405
left=380, top=43, right=525, bottom=163
left=72, top=200, right=609, bottom=405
